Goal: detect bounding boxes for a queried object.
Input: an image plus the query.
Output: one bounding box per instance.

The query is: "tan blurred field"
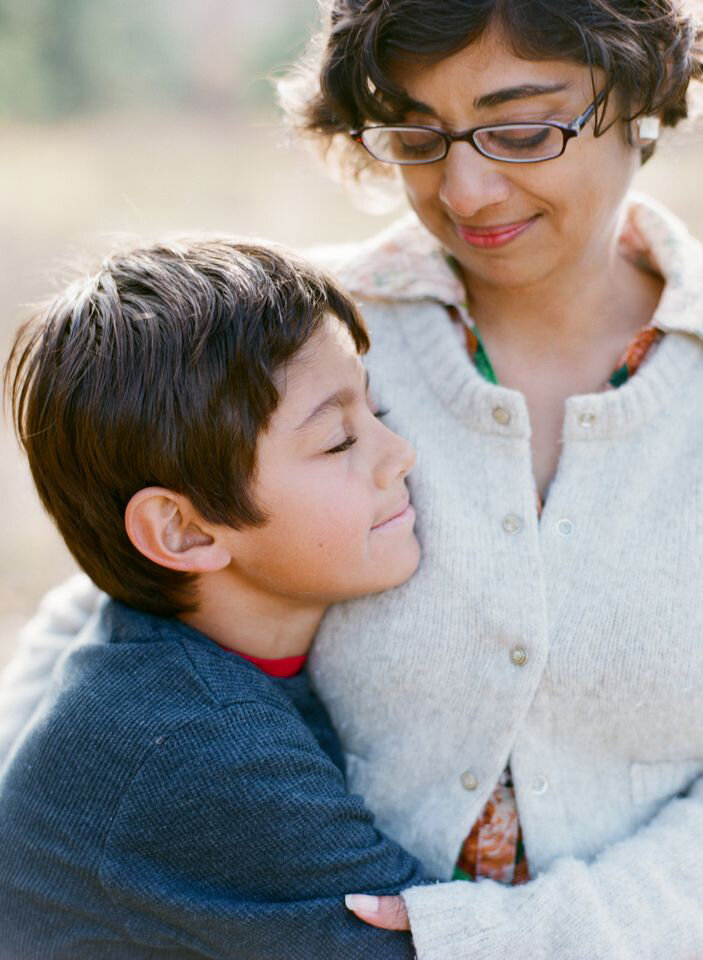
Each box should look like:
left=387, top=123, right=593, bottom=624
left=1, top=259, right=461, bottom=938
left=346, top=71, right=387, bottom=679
left=1, top=109, right=702, bottom=667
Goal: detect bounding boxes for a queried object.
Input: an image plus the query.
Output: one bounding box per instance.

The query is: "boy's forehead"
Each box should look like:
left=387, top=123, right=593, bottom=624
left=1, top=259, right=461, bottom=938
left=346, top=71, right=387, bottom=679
left=273, top=318, right=365, bottom=428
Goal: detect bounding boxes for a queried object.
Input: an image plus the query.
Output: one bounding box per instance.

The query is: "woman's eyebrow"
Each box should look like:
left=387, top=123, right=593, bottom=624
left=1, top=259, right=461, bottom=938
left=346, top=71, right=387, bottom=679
left=473, top=82, right=570, bottom=111
left=399, top=81, right=571, bottom=123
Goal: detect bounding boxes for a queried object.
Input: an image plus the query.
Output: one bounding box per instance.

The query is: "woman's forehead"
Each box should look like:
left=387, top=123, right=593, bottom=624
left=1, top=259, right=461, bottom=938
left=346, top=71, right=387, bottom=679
left=394, top=37, right=596, bottom=121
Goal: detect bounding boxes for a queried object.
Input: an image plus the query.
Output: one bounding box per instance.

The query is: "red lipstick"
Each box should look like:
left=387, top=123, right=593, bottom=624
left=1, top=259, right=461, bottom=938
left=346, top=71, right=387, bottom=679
left=456, top=215, right=539, bottom=249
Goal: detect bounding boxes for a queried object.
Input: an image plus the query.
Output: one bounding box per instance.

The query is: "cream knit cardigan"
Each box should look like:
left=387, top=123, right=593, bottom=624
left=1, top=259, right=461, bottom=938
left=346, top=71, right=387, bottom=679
left=2, top=196, right=702, bottom=959
left=310, top=195, right=703, bottom=959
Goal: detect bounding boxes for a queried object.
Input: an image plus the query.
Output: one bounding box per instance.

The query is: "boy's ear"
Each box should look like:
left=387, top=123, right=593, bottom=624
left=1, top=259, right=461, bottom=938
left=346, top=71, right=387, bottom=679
left=125, top=487, right=232, bottom=574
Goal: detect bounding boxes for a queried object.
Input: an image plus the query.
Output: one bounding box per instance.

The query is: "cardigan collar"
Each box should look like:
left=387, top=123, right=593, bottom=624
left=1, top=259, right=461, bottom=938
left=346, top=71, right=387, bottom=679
left=334, top=193, right=703, bottom=340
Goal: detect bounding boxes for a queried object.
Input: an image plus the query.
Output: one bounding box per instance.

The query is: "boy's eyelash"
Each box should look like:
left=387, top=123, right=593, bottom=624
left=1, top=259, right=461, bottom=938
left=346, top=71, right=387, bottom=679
left=325, top=434, right=358, bottom=455
left=324, top=409, right=389, bottom=455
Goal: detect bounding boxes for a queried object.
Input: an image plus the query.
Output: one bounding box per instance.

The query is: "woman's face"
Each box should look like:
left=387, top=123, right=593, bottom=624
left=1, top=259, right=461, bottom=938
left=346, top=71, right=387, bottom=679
left=393, top=27, right=642, bottom=291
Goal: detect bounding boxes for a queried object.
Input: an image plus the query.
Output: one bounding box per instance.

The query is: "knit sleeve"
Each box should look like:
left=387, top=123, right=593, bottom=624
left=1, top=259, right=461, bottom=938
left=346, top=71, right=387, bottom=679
left=99, top=700, right=428, bottom=960
left=402, top=778, right=703, bottom=959
left=0, top=574, right=104, bottom=763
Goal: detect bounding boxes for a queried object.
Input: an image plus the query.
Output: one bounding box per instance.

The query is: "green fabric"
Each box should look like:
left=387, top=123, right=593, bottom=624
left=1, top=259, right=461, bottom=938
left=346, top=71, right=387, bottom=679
left=609, top=364, right=630, bottom=388
left=471, top=327, right=498, bottom=385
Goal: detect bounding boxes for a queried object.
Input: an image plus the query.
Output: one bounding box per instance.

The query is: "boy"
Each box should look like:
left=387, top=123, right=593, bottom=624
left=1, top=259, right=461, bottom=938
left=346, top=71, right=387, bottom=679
left=0, top=239, right=429, bottom=958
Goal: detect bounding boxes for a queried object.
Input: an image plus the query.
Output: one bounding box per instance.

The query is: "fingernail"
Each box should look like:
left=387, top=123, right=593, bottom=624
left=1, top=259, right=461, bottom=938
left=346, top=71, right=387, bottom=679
left=345, top=894, right=380, bottom=914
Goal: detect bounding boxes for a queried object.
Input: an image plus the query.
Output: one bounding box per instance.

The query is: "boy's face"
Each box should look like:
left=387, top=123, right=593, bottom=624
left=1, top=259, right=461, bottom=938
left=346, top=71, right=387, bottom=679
left=220, top=316, right=420, bottom=604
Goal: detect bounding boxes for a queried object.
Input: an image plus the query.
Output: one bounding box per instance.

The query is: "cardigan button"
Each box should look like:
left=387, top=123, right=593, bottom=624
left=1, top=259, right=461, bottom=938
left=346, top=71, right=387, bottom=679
left=502, top=514, right=522, bottom=535
left=510, top=646, right=528, bottom=667
left=492, top=406, right=511, bottom=426
left=557, top=518, right=574, bottom=537
left=531, top=775, right=549, bottom=795
left=460, top=770, right=479, bottom=791
left=578, top=411, right=596, bottom=428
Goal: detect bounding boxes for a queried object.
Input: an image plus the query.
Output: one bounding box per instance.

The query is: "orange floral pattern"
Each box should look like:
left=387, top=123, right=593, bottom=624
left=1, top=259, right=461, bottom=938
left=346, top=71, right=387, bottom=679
left=455, top=769, right=529, bottom=885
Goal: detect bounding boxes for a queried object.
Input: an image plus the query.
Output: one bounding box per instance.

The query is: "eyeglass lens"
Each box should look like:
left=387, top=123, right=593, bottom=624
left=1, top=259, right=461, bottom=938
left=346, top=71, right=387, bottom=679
left=361, top=124, right=565, bottom=164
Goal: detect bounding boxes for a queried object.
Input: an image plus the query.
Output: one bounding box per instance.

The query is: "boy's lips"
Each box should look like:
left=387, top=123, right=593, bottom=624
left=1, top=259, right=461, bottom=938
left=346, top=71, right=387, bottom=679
left=371, top=496, right=414, bottom=531
left=455, top=215, right=540, bottom=249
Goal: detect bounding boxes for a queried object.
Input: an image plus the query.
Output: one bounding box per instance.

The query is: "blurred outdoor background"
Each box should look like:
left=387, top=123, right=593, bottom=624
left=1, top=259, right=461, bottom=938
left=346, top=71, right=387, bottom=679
left=1, top=0, right=702, bottom=668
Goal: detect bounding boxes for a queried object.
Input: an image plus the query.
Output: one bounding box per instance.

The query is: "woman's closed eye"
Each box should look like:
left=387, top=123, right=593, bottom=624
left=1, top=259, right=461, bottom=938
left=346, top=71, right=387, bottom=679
left=492, top=128, right=550, bottom=148
left=393, top=129, right=442, bottom=158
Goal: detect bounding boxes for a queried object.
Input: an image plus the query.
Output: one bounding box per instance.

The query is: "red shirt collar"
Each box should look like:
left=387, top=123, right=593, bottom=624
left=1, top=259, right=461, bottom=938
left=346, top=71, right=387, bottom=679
left=217, top=644, right=307, bottom=678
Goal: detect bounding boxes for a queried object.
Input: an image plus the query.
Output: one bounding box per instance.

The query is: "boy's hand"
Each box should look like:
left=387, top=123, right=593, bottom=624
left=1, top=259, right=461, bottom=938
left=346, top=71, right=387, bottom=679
left=345, top=894, right=410, bottom=930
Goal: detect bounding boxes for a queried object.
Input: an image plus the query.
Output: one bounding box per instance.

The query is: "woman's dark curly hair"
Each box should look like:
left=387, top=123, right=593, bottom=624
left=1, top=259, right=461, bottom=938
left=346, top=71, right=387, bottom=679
left=279, top=0, right=703, bottom=176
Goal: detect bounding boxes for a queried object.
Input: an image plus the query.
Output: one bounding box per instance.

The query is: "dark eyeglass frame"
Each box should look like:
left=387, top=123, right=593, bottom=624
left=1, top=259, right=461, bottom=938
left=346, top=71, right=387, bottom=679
left=350, top=90, right=607, bottom=165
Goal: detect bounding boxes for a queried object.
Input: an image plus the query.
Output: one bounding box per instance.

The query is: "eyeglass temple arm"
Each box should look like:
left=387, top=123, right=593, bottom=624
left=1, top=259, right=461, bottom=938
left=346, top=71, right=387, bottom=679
left=570, top=89, right=607, bottom=132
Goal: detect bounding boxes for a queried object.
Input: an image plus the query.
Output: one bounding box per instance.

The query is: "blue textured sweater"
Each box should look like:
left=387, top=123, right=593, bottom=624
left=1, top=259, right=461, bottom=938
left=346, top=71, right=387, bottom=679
left=0, top=601, right=429, bottom=958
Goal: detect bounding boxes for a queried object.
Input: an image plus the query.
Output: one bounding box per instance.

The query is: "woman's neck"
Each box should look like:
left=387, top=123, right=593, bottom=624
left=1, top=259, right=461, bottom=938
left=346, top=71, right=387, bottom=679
left=461, top=243, right=664, bottom=498
left=462, top=245, right=663, bottom=380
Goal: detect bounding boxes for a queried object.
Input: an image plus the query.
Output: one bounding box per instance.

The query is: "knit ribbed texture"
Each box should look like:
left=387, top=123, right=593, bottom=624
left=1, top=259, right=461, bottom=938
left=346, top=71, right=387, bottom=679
left=0, top=601, right=426, bottom=959
left=308, top=196, right=703, bottom=957
left=0, top=573, right=105, bottom=762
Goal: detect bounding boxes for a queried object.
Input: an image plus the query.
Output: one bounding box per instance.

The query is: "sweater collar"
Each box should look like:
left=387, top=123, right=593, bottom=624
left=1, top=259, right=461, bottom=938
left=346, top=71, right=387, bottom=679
left=334, top=194, right=703, bottom=339
left=216, top=646, right=307, bottom=678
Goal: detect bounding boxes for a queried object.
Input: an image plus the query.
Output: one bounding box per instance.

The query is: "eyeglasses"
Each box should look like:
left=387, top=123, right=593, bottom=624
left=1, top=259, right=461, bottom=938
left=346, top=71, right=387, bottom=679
left=350, top=91, right=606, bottom=165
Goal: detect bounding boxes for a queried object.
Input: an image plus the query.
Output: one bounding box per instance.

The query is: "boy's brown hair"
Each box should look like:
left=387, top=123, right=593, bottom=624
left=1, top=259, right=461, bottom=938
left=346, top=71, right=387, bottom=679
left=5, top=238, right=369, bottom=617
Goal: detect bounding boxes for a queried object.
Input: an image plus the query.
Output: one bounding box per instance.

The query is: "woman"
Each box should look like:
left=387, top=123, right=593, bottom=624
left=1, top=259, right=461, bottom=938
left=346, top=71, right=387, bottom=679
left=283, top=0, right=703, bottom=955
left=2, top=1, right=702, bottom=956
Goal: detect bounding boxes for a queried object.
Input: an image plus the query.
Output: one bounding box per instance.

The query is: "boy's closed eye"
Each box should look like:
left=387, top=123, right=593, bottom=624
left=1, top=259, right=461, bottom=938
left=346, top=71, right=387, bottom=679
left=324, top=408, right=390, bottom=455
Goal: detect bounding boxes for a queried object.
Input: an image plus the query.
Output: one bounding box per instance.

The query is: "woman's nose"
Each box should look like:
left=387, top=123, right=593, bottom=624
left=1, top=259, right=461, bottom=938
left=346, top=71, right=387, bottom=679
left=438, top=142, right=511, bottom=219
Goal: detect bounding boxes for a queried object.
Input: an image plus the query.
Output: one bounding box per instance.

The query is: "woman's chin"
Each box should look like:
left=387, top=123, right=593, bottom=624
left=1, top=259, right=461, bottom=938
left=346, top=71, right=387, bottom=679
left=450, top=236, right=566, bottom=292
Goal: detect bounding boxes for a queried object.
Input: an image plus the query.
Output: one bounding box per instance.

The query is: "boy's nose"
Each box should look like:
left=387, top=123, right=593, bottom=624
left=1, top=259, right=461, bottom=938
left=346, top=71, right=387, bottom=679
left=375, top=427, right=416, bottom=489
left=399, top=435, right=417, bottom=477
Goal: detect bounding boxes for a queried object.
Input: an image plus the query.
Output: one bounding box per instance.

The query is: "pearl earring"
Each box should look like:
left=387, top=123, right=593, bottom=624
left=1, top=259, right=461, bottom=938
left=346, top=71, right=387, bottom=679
left=637, top=116, right=661, bottom=141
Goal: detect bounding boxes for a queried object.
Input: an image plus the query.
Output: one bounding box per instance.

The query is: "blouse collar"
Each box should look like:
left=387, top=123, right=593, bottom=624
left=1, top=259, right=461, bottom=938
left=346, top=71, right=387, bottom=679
left=333, top=193, right=703, bottom=339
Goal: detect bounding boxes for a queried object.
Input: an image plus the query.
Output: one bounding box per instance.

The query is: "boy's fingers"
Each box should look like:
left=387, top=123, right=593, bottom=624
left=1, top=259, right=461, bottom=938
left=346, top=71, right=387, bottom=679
left=345, top=893, right=410, bottom=930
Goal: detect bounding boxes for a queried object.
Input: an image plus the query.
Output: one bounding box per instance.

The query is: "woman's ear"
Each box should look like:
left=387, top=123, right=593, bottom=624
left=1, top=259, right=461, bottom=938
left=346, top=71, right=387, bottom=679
left=125, top=487, right=232, bottom=573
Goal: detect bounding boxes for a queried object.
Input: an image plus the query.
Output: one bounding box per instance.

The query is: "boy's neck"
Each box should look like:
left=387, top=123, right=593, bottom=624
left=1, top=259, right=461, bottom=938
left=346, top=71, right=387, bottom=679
left=178, top=569, right=327, bottom=659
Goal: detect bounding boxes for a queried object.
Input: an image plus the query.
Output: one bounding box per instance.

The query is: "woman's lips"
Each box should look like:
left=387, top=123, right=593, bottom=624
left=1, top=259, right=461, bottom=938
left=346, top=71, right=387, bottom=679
left=455, top=215, right=539, bottom=249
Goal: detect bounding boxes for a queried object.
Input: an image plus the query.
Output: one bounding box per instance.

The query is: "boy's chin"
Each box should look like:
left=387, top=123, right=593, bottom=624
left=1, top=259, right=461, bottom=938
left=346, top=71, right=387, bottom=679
left=366, top=537, right=422, bottom=596
left=321, top=536, right=421, bottom=604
